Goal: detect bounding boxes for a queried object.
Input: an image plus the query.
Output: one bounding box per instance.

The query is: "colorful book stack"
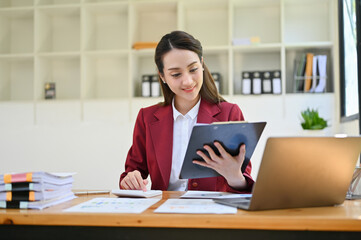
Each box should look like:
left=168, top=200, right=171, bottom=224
left=0, top=172, right=75, bottom=209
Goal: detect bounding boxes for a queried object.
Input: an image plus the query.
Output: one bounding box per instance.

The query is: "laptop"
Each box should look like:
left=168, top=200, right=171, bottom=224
left=214, top=136, right=361, bottom=211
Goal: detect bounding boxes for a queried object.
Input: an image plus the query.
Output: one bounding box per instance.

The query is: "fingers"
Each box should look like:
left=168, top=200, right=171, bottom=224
left=214, top=141, right=231, bottom=159
left=120, top=170, right=147, bottom=191
left=195, top=149, right=216, bottom=167
left=202, top=144, right=219, bottom=163
left=237, top=144, right=246, bottom=162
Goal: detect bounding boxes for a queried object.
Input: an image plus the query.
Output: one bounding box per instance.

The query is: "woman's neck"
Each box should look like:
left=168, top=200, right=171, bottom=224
left=174, top=95, right=200, bottom=115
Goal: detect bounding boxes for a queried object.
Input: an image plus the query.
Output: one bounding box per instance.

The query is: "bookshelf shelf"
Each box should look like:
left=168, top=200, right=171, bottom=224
left=0, top=0, right=338, bottom=122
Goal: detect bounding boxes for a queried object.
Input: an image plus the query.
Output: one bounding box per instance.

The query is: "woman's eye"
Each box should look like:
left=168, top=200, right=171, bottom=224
left=171, top=73, right=181, bottom=78
left=190, top=68, right=198, bottom=73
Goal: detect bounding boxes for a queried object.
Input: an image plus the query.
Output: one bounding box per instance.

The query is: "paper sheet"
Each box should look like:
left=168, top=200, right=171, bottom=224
left=154, top=199, right=237, bottom=214
left=181, top=190, right=252, bottom=199
left=64, top=197, right=160, bottom=213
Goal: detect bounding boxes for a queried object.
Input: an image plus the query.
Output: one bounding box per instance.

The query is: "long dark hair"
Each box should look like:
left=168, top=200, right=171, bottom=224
left=154, top=31, right=225, bottom=106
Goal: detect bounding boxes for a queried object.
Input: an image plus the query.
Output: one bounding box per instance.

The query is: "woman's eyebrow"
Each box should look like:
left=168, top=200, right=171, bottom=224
left=168, top=61, right=198, bottom=71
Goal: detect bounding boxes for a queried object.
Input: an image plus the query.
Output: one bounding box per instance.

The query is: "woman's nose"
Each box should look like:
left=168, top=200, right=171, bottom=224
left=182, top=73, right=193, bottom=86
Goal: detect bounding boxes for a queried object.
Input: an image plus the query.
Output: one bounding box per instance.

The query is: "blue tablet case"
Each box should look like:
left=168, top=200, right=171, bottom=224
left=179, top=121, right=266, bottom=179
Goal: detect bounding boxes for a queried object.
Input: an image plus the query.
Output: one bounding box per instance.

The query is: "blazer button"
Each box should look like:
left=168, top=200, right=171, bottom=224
left=192, top=182, right=198, bottom=188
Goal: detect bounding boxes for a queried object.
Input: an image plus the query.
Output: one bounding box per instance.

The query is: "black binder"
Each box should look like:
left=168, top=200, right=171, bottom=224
left=179, top=121, right=266, bottom=179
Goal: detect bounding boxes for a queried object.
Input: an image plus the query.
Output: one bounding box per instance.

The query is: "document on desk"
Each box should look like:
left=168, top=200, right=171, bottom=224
left=64, top=197, right=160, bottom=213
left=154, top=199, right=237, bottom=214
left=181, top=190, right=252, bottom=199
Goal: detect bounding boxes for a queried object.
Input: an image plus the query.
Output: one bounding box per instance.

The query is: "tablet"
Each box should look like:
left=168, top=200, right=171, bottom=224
left=179, top=121, right=266, bottom=179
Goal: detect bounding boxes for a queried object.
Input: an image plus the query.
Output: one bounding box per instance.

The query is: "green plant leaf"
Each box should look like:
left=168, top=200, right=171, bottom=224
left=300, top=108, right=327, bottom=130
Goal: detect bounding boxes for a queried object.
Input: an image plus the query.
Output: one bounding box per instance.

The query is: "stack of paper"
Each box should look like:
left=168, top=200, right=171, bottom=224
left=0, top=172, right=76, bottom=209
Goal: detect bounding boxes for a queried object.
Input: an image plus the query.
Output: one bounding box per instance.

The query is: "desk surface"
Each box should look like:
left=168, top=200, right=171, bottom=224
left=1, top=191, right=361, bottom=232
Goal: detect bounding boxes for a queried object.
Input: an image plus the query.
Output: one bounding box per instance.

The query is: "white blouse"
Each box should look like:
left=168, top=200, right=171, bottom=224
left=167, top=98, right=201, bottom=191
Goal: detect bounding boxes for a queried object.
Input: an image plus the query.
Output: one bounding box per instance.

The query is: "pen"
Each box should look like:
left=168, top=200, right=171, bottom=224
left=74, top=190, right=110, bottom=195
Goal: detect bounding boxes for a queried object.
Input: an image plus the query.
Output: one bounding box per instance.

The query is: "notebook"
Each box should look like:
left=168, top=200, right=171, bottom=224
left=214, top=136, right=361, bottom=211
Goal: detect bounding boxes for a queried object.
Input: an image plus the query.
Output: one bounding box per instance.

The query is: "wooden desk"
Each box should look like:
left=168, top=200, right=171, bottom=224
left=1, top=191, right=361, bottom=240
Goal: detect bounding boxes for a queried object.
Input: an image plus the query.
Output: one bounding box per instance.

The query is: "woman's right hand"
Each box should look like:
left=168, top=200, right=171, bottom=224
left=120, top=170, right=148, bottom=191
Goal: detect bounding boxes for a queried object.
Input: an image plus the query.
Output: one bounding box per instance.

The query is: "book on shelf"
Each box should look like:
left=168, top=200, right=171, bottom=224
left=314, top=55, right=327, bottom=93
left=309, top=55, right=319, bottom=93
left=303, top=53, right=314, bottom=92
left=294, top=54, right=306, bottom=92
left=294, top=53, right=327, bottom=93
left=0, top=172, right=75, bottom=209
left=132, top=42, right=158, bottom=50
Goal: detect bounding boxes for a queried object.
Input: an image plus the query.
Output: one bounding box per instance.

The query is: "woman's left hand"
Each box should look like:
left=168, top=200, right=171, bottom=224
left=193, top=142, right=247, bottom=190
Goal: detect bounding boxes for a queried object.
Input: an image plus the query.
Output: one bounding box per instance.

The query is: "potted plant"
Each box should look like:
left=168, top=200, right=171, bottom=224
left=301, top=108, right=328, bottom=130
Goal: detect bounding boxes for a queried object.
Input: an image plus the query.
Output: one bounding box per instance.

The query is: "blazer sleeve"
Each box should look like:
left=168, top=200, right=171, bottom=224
left=119, top=108, right=149, bottom=188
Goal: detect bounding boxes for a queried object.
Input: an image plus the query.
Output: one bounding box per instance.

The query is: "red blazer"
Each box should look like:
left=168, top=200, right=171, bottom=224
left=119, top=99, right=254, bottom=193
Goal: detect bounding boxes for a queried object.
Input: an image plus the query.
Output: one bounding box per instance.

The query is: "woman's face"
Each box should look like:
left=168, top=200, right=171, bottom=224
left=160, top=48, right=203, bottom=110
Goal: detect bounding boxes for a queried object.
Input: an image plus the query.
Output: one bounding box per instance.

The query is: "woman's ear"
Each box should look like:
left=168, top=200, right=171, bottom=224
left=158, top=72, right=166, bottom=84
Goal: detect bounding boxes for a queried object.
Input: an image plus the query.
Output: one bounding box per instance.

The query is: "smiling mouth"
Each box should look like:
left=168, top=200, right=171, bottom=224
left=183, top=85, right=196, bottom=92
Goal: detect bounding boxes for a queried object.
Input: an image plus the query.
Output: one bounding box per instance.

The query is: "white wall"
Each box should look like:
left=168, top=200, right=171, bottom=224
left=339, top=119, right=359, bottom=135
left=0, top=101, right=133, bottom=190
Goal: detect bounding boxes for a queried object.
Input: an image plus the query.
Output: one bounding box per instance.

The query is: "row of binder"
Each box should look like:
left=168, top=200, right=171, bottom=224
left=294, top=53, right=327, bottom=93
left=241, top=70, right=282, bottom=95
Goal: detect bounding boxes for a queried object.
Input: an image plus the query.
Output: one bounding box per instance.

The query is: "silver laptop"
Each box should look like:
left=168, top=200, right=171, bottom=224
left=214, top=136, right=361, bottom=211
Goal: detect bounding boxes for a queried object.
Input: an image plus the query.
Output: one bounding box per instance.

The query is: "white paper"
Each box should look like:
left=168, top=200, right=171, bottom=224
left=181, top=191, right=252, bottom=199
left=154, top=199, right=237, bottom=214
left=111, top=189, right=162, bottom=198
left=64, top=197, right=160, bottom=213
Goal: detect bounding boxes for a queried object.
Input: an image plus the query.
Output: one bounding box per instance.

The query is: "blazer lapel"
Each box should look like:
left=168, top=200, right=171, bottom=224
left=149, top=105, right=173, bottom=189
left=197, top=99, right=221, bottom=124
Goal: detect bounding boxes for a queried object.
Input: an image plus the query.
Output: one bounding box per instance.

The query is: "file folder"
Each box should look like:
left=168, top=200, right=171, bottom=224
left=272, top=70, right=282, bottom=94
left=241, top=72, right=252, bottom=95
left=262, top=71, right=272, bottom=94
left=252, top=71, right=262, bottom=95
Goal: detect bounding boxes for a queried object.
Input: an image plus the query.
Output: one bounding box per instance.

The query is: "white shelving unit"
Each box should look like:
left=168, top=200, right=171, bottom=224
left=0, top=0, right=338, bottom=121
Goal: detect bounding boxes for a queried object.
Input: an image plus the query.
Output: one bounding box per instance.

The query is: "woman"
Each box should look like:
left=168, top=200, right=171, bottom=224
left=119, top=31, right=253, bottom=193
